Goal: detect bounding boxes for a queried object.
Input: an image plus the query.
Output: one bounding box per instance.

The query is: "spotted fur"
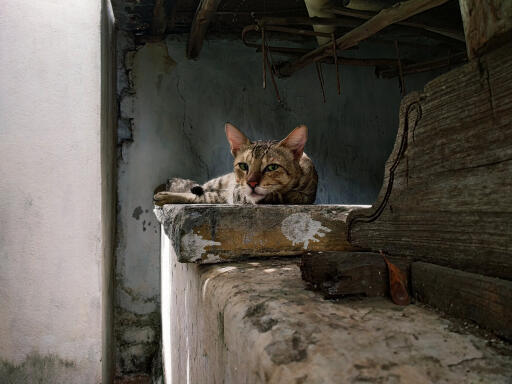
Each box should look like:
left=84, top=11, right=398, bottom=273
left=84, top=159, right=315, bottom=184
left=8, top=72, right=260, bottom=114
left=153, top=123, right=318, bottom=205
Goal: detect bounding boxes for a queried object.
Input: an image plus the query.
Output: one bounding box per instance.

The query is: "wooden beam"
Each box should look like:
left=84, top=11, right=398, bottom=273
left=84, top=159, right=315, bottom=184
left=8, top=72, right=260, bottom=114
left=186, top=0, right=222, bottom=59
left=279, top=0, right=451, bottom=77
left=152, top=0, right=169, bottom=36
left=412, top=262, right=512, bottom=341
left=257, top=16, right=362, bottom=28
left=155, top=204, right=367, bottom=264
left=332, top=6, right=465, bottom=42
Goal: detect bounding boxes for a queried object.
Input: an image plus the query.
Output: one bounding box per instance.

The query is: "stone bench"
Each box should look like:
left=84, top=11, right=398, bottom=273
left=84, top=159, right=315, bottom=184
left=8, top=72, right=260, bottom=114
left=156, top=205, right=512, bottom=384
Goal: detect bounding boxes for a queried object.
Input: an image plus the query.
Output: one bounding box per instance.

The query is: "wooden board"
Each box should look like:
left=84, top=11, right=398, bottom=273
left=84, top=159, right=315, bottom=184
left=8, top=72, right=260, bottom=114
left=300, top=251, right=411, bottom=298
left=347, top=44, right=512, bottom=280
left=411, top=262, right=512, bottom=341
left=155, top=204, right=366, bottom=263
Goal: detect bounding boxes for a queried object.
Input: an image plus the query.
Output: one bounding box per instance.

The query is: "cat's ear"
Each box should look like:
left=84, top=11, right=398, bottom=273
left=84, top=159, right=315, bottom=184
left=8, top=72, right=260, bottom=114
left=279, top=125, right=307, bottom=160
left=225, top=123, right=250, bottom=156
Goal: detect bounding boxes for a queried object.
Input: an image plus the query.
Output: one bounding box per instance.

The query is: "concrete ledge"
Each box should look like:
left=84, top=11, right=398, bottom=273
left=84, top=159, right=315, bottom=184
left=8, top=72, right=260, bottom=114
left=161, top=241, right=512, bottom=384
left=154, top=204, right=368, bottom=263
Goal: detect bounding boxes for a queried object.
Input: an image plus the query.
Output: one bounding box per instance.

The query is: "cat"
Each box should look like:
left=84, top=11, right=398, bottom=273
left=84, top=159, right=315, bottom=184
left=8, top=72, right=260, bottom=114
left=153, top=123, right=318, bottom=205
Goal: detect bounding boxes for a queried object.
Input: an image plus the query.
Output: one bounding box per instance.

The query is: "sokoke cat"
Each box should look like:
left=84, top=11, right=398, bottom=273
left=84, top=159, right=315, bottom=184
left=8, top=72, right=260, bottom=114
left=153, top=123, right=317, bottom=205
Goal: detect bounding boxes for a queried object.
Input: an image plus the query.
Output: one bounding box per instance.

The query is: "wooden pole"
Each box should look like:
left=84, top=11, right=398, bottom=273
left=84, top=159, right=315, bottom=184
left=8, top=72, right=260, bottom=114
left=186, top=0, right=222, bottom=59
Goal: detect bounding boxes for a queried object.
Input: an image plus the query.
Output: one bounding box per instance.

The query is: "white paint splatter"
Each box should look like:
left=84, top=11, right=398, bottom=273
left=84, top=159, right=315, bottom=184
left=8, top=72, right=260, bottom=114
left=181, top=232, right=221, bottom=262
left=281, top=213, right=331, bottom=249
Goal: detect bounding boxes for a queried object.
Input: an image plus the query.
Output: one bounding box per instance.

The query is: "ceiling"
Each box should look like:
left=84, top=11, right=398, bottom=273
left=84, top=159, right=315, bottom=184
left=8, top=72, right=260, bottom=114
left=111, top=0, right=466, bottom=80
left=112, top=0, right=462, bottom=36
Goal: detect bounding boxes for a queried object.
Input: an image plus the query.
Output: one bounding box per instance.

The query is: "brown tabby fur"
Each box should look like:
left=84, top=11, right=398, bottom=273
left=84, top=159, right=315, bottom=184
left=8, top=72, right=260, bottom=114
left=153, top=123, right=318, bottom=205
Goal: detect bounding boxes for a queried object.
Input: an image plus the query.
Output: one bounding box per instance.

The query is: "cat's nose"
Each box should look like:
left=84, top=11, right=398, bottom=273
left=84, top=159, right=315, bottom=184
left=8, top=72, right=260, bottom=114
left=247, top=181, right=258, bottom=188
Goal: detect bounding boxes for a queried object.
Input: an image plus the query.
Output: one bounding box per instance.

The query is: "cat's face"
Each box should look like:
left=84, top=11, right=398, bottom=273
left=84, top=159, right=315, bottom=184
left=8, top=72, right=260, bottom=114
left=225, top=123, right=307, bottom=203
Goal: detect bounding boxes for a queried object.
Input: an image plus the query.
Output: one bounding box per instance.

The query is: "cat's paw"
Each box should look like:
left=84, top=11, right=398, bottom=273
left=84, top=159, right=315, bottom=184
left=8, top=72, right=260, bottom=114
left=153, top=191, right=196, bottom=205
left=153, top=191, right=173, bottom=206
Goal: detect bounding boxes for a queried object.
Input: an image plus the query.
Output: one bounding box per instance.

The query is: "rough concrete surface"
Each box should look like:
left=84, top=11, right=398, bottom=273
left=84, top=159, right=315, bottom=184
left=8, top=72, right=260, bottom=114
left=162, top=241, right=512, bottom=384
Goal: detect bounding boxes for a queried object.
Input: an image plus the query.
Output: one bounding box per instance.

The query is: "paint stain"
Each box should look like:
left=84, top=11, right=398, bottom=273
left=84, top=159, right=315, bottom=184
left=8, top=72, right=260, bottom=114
left=132, top=206, right=143, bottom=220
left=281, top=213, right=331, bottom=249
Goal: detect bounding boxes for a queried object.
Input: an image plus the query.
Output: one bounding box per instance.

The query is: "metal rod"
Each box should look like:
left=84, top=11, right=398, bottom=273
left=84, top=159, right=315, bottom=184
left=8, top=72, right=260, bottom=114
left=262, top=27, right=266, bottom=89
left=265, top=47, right=281, bottom=102
left=332, top=33, right=341, bottom=95
left=394, top=40, right=406, bottom=96
left=315, top=61, right=326, bottom=103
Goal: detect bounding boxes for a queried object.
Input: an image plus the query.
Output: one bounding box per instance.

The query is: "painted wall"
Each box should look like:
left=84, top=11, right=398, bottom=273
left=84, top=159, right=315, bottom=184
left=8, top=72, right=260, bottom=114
left=115, top=35, right=439, bottom=374
left=0, top=0, right=115, bottom=383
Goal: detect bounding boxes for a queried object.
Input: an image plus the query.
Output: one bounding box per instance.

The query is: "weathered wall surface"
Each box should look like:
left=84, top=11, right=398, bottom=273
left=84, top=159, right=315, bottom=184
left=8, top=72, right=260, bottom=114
left=0, top=0, right=115, bottom=383
left=160, top=231, right=512, bottom=384
left=115, top=34, right=440, bottom=374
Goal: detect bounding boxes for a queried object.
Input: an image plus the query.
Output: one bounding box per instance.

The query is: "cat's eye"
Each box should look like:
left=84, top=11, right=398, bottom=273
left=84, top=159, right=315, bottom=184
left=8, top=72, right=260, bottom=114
left=264, top=164, right=280, bottom=172
left=238, top=162, right=249, bottom=171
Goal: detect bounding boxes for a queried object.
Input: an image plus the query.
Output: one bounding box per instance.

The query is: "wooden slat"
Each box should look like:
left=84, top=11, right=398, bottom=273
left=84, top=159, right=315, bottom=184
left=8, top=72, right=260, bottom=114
left=279, top=0, right=450, bottom=77
left=411, top=262, right=512, bottom=341
left=155, top=204, right=366, bottom=263
left=186, top=0, right=222, bottom=59
left=347, top=44, right=512, bottom=280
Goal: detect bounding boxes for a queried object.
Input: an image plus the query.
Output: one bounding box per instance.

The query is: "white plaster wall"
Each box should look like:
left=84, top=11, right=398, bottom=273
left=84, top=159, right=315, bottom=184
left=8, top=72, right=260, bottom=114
left=0, top=1, right=110, bottom=382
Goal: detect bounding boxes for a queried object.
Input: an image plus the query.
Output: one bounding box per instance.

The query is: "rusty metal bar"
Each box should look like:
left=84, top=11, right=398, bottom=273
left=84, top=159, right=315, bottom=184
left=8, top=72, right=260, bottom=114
left=315, top=61, right=326, bottom=103
left=394, top=40, right=406, bottom=96
left=262, top=27, right=266, bottom=89
left=332, top=33, right=341, bottom=95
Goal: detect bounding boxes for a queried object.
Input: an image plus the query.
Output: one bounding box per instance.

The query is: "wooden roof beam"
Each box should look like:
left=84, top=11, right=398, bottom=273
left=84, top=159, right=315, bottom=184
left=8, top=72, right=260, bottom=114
left=279, top=0, right=451, bottom=77
left=332, top=6, right=465, bottom=42
left=186, top=0, right=222, bottom=59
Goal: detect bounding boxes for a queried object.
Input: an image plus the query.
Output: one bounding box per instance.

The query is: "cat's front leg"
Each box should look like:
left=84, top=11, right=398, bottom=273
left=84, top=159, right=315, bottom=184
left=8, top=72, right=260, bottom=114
left=153, top=191, right=199, bottom=206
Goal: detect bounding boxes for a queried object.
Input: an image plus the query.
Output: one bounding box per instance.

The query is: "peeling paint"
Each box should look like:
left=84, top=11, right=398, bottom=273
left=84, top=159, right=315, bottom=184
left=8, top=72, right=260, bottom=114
left=281, top=213, right=332, bottom=249
left=181, top=232, right=221, bottom=262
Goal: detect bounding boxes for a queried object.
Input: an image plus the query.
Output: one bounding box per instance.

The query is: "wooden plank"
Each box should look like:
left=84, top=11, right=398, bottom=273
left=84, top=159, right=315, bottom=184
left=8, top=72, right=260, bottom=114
left=411, top=262, right=512, bottom=341
left=155, top=204, right=367, bottom=263
left=300, top=251, right=410, bottom=298
left=347, top=44, right=512, bottom=280
left=332, top=6, right=465, bottom=42
left=459, top=0, right=512, bottom=59
left=186, top=0, right=222, bottom=59
left=279, top=0, right=450, bottom=77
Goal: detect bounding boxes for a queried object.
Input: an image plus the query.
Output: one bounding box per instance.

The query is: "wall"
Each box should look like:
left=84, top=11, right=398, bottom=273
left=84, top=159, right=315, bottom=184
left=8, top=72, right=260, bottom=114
left=0, top=0, right=115, bottom=383
left=115, top=34, right=440, bottom=374
left=101, top=0, right=117, bottom=383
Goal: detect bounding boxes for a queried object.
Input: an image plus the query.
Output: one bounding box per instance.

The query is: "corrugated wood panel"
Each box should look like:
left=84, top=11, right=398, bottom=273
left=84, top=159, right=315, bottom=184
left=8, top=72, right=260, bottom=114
left=347, top=44, right=512, bottom=280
